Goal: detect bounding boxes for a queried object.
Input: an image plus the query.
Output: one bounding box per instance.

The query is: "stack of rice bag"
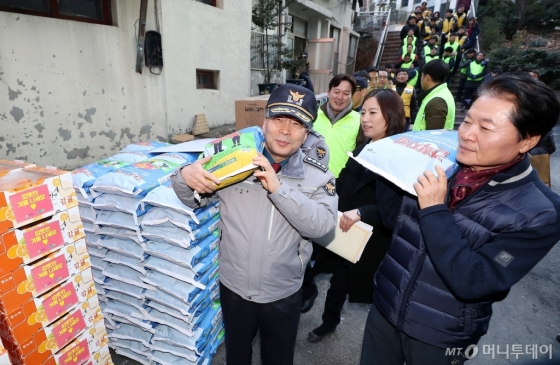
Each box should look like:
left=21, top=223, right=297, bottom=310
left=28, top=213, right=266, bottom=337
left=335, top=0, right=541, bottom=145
left=72, top=142, right=225, bottom=365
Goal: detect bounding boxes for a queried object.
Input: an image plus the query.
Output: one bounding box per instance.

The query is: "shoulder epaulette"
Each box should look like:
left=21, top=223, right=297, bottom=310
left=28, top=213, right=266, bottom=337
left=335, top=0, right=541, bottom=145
left=304, top=156, right=328, bottom=173
left=308, top=129, right=324, bottom=138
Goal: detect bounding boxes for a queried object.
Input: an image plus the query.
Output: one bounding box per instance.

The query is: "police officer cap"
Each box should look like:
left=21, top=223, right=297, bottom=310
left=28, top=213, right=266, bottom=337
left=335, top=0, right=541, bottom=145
left=265, top=84, right=317, bottom=129
left=366, top=66, right=378, bottom=73
left=355, top=77, right=369, bottom=90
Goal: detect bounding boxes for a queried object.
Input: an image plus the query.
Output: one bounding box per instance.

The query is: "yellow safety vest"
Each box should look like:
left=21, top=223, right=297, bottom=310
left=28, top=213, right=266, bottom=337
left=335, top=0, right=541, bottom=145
left=392, top=85, right=414, bottom=118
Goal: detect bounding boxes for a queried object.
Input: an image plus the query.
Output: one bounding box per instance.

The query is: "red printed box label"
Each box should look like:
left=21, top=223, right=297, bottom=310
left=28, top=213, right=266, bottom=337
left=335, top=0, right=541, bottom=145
left=61, top=339, right=90, bottom=365
left=42, top=282, right=80, bottom=323
left=9, top=184, right=53, bottom=224
left=23, top=220, right=64, bottom=260
left=31, top=254, right=70, bottom=294
left=52, top=310, right=87, bottom=349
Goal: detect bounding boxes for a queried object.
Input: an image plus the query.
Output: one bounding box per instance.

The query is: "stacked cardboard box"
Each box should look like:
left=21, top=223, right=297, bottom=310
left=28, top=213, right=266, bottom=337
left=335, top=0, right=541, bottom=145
left=0, top=160, right=110, bottom=365
left=73, top=144, right=224, bottom=365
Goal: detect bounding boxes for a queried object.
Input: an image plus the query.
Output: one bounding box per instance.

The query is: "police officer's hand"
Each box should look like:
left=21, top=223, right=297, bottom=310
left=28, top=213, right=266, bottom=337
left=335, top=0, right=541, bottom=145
left=180, top=156, right=221, bottom=194
left=253, top=154, right=281, bottom=193
left=340, top=209, right=361, bottom=232
left=414, top=165, right=447, bottom=209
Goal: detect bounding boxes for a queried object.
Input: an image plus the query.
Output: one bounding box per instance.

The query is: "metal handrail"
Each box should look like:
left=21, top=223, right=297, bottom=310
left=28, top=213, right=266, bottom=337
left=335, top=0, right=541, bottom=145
left=372, top=8, right=391, bottom=67
left=469, top=0, right=480, bottom=51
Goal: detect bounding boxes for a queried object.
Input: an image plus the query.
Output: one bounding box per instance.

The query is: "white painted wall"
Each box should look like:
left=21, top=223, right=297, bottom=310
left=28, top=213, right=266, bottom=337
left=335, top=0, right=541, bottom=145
left=161, top=0, right=252, bottom=136
left=0, top=0, right=251, bottom=169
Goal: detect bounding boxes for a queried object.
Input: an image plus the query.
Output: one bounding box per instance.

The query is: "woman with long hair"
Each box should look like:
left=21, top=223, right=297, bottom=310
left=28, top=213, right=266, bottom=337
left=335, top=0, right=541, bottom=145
left=308, top=89, right=406, bottom=343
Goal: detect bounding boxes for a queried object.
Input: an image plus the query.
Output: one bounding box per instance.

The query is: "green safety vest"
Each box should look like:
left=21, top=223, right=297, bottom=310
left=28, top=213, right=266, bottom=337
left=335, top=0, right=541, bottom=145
left=313, top=109, right=361, bottom=177
left=444, top=41, right=460, bottom=54
left=467, top=62, right=486, bottom=82
left=424, top=44, right=436, bottom=57
left=403, top=35, right=417, bottom=46
left=402, top=44, right=416, bottom=57
left=413, top=83, right=456, bottom=130
left=442, top=55, right=453, bottom=64
left=407, top=69, right=419, bottom=87
left=425, top=55, right=440, bottom=64
left=401, top=59, right=414, bottom=69
left=460, top=58, right=472, bottom=74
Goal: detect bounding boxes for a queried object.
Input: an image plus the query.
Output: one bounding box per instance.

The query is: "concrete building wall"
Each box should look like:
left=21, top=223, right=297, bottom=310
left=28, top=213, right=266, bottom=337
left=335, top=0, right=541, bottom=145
left=0, top=0, right=251, bottom=170
left=162, top=0, right=252, bottom=135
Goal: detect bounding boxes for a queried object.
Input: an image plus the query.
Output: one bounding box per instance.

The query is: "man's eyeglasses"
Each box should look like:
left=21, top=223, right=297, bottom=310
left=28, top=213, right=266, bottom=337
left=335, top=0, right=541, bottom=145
left=268, top=117, right=307, bottom=131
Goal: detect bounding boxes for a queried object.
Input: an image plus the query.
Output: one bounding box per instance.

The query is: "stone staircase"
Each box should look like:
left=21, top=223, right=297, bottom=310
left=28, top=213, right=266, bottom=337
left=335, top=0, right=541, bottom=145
left=377, top=29, right=467, bottom=130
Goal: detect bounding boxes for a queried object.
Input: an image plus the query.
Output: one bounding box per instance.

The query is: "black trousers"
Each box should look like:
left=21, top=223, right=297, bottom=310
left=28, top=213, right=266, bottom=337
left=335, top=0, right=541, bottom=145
left=321, top=258, right=350, bottom=329
left=220, top=283, right=302, bottom=365
left=360, top=304, right=469, bottom=365
left=462, top=81, right=481, bottom=108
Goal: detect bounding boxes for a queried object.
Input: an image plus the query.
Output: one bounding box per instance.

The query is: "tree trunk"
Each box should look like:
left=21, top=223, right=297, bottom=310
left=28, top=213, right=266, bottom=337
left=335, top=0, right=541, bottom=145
left=515, top=0, right=531, bottom=31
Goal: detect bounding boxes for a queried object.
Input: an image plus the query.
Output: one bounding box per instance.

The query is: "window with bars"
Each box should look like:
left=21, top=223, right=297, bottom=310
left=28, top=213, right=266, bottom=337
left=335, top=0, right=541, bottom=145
left=0, top=0, right=112, bottom=25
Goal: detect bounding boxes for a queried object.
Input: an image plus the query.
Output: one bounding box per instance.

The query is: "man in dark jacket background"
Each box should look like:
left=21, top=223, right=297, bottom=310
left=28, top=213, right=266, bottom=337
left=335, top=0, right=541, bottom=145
left=359, top=73, right=560, bottom=365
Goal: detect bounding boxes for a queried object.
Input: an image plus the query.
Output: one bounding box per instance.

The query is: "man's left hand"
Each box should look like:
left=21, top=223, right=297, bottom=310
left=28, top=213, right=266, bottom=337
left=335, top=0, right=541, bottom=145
left=414, top=165, right=448, bottom=209
left=253, top=154, right=281, bottom=193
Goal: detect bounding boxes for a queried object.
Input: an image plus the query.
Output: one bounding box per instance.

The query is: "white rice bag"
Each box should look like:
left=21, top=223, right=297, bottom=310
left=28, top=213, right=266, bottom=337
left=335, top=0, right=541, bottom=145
left=95, top=226, right=145, bottom=245
left=103, top=278, right=148, bottom=299
left=91, top=153, right=198, bottom=198
left=132, top=305, right=194, bottom=337
left=142, top=270, right=199, bottom=304
left=103, top=250, right=146, bottom=275
left=92, top=193, right=151, bottom=219
left=96, top=237, right=144, bottom=260
left=94, top=210, right=142, bottom=240
left=90, top=255, right=109, bottom=271
left=144, top=256, right=205, bottom=289
left=110, top=338, right=151, bottom=357
left=109, top=323, right=153, bottom=349
left=142, top=180, right=197, bottom=218
left=103, top=263, right=147, bottom=288
left=351, top=130, right=459, bottom=196
left=141, top=200, right=220, bottom=232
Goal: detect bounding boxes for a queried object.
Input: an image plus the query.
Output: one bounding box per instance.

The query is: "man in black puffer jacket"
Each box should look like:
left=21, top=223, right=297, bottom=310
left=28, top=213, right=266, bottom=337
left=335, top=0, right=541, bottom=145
left=360, top=73, right=560, bottom=365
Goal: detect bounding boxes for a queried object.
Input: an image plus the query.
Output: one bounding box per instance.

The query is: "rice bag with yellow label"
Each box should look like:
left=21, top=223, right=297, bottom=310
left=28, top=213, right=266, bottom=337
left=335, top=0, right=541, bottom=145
left=201, top=126, right=265, bottom=189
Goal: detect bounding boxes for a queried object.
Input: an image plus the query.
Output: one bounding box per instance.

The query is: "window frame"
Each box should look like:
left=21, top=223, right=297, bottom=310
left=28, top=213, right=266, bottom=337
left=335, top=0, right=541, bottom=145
left=196, top=70, right=218, bottom=90
left=0, top=0, right=113, bottom=25
left=195, top=0, right=217, bottom=6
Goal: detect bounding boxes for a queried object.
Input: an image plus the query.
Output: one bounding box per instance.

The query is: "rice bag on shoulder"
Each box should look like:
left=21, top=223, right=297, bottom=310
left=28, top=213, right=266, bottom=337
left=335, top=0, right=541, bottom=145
left=201, top=126, right=265, bottom=189
left=121, top=141, right=171, bottom=153
left=93, top=193, right=151, bottom=218
left=351, top=130, right=459, bottom=196
left=91, top=152, right=198, bottom=197
left=72, top=151, right=153, bottom=196
left=141, top=200, right=220, bottom=232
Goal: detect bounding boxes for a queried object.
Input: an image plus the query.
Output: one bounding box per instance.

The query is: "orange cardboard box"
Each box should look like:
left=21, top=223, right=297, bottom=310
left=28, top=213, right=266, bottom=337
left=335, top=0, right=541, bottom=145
left=6, top=320, right=107, bottom=365
left=0, top=160, right=32, bottom=178
left=0, top=239, right=90, bottom=314
left=0, top=206, right=85, bottom=276
left=0, top=269, right=97, bottom=346
left=0, top=294, right=102, bottom=359
left=0, top=166, right=77, bottom=235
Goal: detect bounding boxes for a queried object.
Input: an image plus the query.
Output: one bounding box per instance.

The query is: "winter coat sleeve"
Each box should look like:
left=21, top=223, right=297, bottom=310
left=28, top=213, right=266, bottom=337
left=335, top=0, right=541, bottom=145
left=376, top=177, right=404, bottom=230
left=170, top=167, right=218, bottom=209
left=417, top=202, right=560, bottom=300
left=268, top=175, right=338, bottom=240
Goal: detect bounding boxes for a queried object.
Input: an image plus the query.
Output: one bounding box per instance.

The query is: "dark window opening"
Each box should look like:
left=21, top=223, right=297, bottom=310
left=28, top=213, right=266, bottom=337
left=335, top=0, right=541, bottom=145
left=0, top=0, right=112, bottom=25
left=197, top=70, right=219, bottom=90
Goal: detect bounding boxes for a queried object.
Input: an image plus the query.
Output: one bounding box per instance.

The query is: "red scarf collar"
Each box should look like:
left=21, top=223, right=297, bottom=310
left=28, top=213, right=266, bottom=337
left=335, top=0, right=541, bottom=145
left=448, top=154, right=524, bottom=210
